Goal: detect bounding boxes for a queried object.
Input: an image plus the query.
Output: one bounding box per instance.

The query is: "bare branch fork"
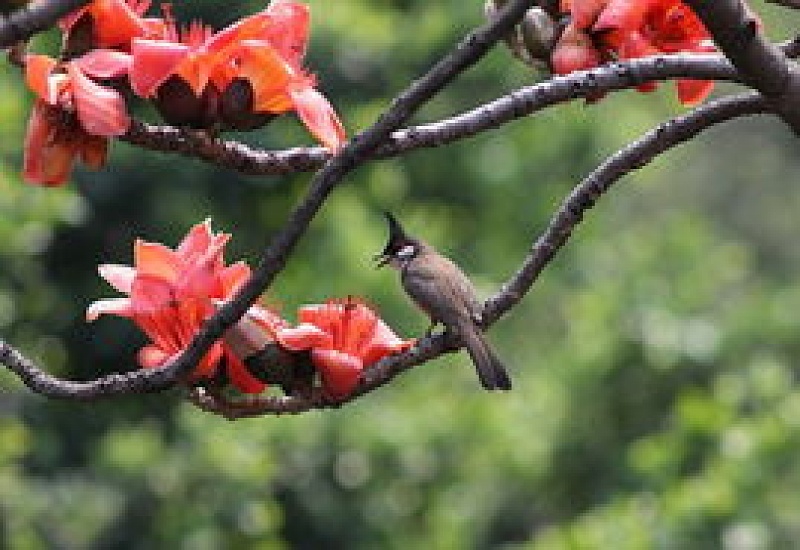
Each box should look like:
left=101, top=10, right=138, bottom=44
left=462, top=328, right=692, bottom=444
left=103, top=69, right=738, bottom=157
left=0, top=0, right=795, bottom=416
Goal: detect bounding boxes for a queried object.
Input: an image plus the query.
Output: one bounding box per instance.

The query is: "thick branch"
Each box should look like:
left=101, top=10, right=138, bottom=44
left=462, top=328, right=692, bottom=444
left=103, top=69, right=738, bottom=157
left=191, top=92, right=769, bottom=418
left=0, top=338, right=178, bottom=399
left=0, top=0, right=89, bottom=49
left=122, top=53, right=736, bottom=175
left=683, top=0, right=800, bottom=132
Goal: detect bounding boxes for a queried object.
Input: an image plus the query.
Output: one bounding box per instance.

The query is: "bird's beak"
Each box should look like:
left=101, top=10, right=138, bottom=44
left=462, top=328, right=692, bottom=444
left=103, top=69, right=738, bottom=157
left=373, top=252, right=390, bottom=268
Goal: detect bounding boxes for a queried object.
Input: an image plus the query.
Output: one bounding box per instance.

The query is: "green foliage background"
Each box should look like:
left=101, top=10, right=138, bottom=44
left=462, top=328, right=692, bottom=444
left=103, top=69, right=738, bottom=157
left=1, top=1, right=800, bottom=548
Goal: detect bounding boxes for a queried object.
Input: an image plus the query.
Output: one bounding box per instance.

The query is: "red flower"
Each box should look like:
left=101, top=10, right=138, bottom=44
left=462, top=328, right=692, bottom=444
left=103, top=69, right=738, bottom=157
left=60, top=0, right=163, bottom=53
left=553, top=0, right=715, bottom=105
left=86, top=220, right=285, bottom=394
left=274, top=299, right=413, bottom=399
left=23, top=52, right=131, bottom=185
left=129, top=1, right=345, bottom=149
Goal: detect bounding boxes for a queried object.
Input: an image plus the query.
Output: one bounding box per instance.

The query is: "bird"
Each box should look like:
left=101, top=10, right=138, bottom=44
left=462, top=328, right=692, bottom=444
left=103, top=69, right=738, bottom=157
left=375, top=212, right=512, bottom=390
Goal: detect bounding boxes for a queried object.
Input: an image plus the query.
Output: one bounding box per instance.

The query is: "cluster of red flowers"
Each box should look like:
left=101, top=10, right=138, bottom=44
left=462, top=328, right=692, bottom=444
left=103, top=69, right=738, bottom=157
left=552, top=0, right=716, bottom=105
left=23, top=0, right=346, bottom=185
left=87, top=221, right=412, bottom=398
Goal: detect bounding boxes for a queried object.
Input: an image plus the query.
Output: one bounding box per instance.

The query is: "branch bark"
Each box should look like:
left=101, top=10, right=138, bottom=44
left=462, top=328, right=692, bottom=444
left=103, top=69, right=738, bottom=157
left=122, top=52, right=736, bottom=176
left=683, top=0, right=800, bottom=132
left=0, top=0, right=90, bottom=49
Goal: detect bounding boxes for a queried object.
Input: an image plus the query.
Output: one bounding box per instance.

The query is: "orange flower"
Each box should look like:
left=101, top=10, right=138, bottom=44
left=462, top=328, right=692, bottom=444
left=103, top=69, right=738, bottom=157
left=553, top=0, right=715, bottom=105
left=23, top=52, right=131, bottom=185
left=60, top=0, right=162, bottom=53
left=129, top=0, right=345, bottom=149
left=274, top=299, right=413, bottom=399
left=86, top=220, right=285, bottom=394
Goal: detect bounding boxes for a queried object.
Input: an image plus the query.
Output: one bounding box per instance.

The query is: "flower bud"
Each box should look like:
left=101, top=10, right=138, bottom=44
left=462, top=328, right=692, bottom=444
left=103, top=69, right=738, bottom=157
left=485, top=1, right=558, bottom=70
left=519, top=7, right=557, bottom=65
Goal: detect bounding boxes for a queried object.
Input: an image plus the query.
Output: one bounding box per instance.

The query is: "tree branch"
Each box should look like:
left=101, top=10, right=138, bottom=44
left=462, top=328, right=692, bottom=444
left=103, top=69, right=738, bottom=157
left=482, top=92, right=769, bottom=324
left=121, top=52, right=736, bottom=176
left=0, top=0, right=89, bottom=49
left=0, top=338, right=178, bottom=399
left=683, top=0, right=800, bottom=132
left=765, top=0, right=800, bottom=9
left=188, top=92, right=770, bottom=418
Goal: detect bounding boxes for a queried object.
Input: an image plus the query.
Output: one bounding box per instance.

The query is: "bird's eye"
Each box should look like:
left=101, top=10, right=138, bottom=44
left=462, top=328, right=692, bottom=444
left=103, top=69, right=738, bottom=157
left=397, top=245, right=415, bottom=259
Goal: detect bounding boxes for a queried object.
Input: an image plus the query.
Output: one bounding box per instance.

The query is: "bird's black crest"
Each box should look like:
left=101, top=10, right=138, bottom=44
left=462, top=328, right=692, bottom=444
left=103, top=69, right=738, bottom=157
left=380, top=212, right=414, bottom=258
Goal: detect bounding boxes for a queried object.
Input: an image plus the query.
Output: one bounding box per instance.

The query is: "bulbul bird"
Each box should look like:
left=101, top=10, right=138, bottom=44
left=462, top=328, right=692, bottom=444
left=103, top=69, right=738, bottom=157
left=375, top=212, right=512, bottom=391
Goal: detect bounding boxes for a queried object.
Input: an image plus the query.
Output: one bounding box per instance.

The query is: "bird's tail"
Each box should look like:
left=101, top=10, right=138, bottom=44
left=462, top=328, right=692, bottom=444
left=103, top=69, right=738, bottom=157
left=457, top=320, right=512, bottom=391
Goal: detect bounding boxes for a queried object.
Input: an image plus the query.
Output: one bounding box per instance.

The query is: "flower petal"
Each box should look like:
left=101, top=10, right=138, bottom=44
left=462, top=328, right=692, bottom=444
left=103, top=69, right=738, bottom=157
left=312, top=349, right=362, bottom=399
left=220, top=261, right=251, bottom=295
left=289, top=84, right=346, bottom=151
left=91, top=0, right=151, bottom=48
left=134, top=240, right=181, bottom=282
left=67, top=63, right=130, bottom=137
left=360, top=318, right=413, bottom=366
left=129, top=273, right=176, bottom=314
left=23, top=102, right=76, bottom=186
left=130, top=38, right=190, bottom=97
left=248, top=304, right=289, bottom=332
left=218, top=41, right=293, bottom=112
left=59, top=6, right=89, bottom=34
left=138, top=344, right=171, bottom=368
left=176, top=218, right=213, bottom=260
left=594, top=0, right=657, bottom=32
left=98, top=264, right=136, bottom=294
left=203, top=10, right=275, bottom=55
left=78, top=134, right=109, bottom=170
left=191, top=341, right=223, bottom=379
left=261, top=0, right=310, bottom=65
left=551, top=24, right=602, bottom=75
left=74, top=49, right=133, bottom=79
left=224, top=350, right=267, bottom=394
left=565, top=0, right=608, bottom=29
left=275, top=323, right=333, bottom=351
left=676, top=78, right=714, bottom=106
left=129, top=0, right=153, bottom=17
left=86, top=297, right=134, bottom=321
left=177, top=233, right=230, bottom=298
left=24, top=54, right=59, bottom=104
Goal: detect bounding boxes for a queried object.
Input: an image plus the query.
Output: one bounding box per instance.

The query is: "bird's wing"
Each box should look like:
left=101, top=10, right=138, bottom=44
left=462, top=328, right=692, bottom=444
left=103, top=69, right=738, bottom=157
left=402, top=256, right=481, bottom=325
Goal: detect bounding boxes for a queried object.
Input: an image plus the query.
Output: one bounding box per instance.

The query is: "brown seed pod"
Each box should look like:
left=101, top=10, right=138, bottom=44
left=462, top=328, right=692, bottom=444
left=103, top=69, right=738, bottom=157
left=154, top=76, right=221, bottom=129
left=485, top=0, right=558, bottom=70
left=219, top=78, right=277, bottom=132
